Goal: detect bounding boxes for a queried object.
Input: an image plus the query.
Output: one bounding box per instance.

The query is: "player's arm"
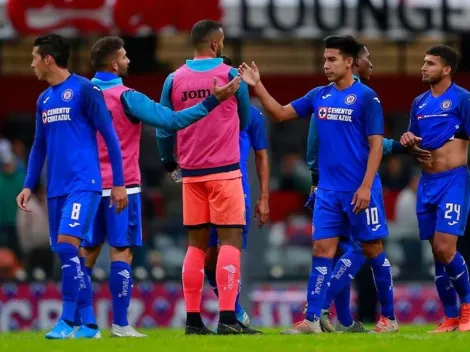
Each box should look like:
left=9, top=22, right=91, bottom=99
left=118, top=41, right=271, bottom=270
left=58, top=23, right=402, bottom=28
left=250, top=108, right=270, bottom=227
left=305, top=115, right=318, bottom=210
left=383, top=138, right=406, bottom=156
left=156, top=74, right=178, bottom=173
left=230, top=68, right=251, bottom=130
left=84, top=84, right=125, bottom=187
left=238, top=62, right=312, bottom=122
left=353, top=93, right=383, bottom=214
left=18, top=102, right=47, bottom=211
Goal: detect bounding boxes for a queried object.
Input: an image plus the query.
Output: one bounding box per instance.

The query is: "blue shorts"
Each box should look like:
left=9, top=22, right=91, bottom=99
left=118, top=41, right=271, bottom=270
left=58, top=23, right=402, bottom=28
left=82, top=193, right=142, bottom=248
left=47, top=191, right=101, bottom=252
left=312, top=188, right=388, bottom=242
left=417, top=166, right=470, bottom=240
left=209, top=206, right=250, bottom=249
left=338, top=236, right=362, bottom=254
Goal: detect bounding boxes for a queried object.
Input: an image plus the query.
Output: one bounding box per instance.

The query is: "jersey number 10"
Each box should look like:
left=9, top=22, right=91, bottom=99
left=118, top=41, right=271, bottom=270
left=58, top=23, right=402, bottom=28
left=365, top=207, right=379, bottom=226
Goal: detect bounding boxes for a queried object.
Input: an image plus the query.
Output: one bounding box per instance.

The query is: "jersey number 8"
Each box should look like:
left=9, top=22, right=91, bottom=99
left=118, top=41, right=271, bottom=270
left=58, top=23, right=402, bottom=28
left=71, top=203, right=82, bottom=220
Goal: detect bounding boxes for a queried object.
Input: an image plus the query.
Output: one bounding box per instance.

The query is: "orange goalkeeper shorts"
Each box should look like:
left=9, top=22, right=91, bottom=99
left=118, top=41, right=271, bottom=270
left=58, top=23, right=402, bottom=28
left=182, top=175, right=245, bottom=228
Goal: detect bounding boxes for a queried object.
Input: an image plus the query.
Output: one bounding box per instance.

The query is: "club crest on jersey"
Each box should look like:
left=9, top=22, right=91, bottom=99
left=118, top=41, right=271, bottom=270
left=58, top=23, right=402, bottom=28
left=42, top=112, right=48, bottom=124
left=62, top=89, right=73, bottom=102
left=441, top=100, right=452, bottom=110
left=318, top=107, right=328, bottom=119
left=345, top=94, right=357, bottom=105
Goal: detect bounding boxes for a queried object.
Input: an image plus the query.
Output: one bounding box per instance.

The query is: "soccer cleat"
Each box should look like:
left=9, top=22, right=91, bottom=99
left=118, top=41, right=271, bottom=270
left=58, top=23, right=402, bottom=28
left=336, top=320, right=368, bottom=333
left=45, top=319, right=75, bottom=339
left=73, top=325, right=101, bottom=339
left=280, top=319, right=322, bottom=335
left=369, top=316, right=399, bottom=333
left=429, top=317, right=459, bottom=333
left=185, top=325, right=216, bottom=335
left=236, top=309, right=251, bottom=327
left=458, top=303, right=470, bottom=332
left=319, top=309, right=335, bottom=332
left=238, top=321, right=263, bottom=335
left=217, top=322, right=245, bottom=335
left=111, top=324, right=147, bottom=337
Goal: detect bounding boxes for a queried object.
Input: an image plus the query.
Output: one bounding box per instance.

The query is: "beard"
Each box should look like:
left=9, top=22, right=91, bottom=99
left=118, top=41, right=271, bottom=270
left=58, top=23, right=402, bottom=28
left=422, top=75, right=442, bottom=85
left=118, top=65, right=129, bottom=78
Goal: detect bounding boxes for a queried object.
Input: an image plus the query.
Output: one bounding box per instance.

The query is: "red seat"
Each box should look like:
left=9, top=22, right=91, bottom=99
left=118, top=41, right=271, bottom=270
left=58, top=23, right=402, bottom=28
left=383, top=189, right=400, bottom=221
left=269, top=191, right=305, bottom=222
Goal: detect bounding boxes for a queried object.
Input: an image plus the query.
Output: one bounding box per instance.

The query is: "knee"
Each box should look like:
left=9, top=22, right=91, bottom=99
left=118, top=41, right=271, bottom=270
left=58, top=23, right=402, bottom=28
left=361, top=239, right=383, bottom=260
left=433, top=241, right=456, bottom=264
left=312, top=239, right=337, bottom=259
left=217, top=228, right=242, bottom=250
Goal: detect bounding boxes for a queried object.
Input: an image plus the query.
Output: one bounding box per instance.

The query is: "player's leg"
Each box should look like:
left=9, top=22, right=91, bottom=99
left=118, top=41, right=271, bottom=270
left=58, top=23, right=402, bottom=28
left=235, top=210, right=251, bottom=326
left=327, top=242, right=367, bottom=332
left=103, top=193, right=146, bottom=337
left=432, top=168, right=470, bottom=332
left=353, top=188, right=397, bottom=333
left=283, top=189, right=342, bottom=335
left=204, top=227, right=220, bottom=297
left=210, top=178, right=260, bottom=334
left=46, top=191, right=101, bottom=339
left=182, top=181, right=214, bottom=335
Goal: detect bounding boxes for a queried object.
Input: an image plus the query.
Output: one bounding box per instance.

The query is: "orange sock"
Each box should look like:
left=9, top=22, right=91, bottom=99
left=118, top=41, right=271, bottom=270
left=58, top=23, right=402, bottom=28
left=182, top=246, right=205, bottom=312
left=216, top=245, right=241, bottom=312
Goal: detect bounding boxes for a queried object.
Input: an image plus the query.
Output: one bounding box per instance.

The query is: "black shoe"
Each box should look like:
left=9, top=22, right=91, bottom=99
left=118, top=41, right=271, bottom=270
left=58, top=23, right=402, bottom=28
left=217, top=322, right=244, bottom=335
left=238, top=321, right=263, bottom=335
left=185, top=325, right=216, bottom=335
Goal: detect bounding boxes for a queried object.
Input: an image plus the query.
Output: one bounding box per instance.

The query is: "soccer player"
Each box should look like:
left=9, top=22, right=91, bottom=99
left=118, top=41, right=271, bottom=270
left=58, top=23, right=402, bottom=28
left=238, top=35, right=397, bottom=334
left=203, top=56, right=269, bottom=330
left=16, top=34, right=127, bottom=339
left=306, top=43, right=431, bottom=333
left=156, top=20, right=255, bottom=335
left=78, top=36, right=239, bottom=338
left=400, top=45, right=470, bottom=333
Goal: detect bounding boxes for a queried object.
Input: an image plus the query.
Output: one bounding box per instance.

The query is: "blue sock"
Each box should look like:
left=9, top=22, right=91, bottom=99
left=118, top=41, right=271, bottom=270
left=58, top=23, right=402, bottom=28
left=323, top=252, right=365, bottom=311
left=334, top=284, right=353, bottom=327
left=235, top=280, right=243, bottom=315
left=73, top=310, right=81, bottom=326
left=322, top=256, right=339, bottom=310
left=110, top=261, right=132, bottom=327
left=306, top=256, right=333, bottom=322
left=56, top=243, right=80, bottom=324
left=369, top=252, right=395, bottom=320
left=77, top=257, right=96, bottom=326
left=445, top=252, right=470, bottom=304
left=434, top=261, right=459, bottom=318
left=205, top=270, right=219, bottom=297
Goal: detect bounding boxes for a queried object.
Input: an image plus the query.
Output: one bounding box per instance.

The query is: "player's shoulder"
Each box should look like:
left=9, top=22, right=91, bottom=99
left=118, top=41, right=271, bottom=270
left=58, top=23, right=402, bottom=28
left=36, top=86, right=53, bottom=106
left=451, top=84, right=470, bottom=100
left=74, top=74, right=102, bottom=92
left=308, top=85, right=332, bottom=99
left=412, top=90, right=431, bottom=106
left=355, top=82, right=377, bottom=97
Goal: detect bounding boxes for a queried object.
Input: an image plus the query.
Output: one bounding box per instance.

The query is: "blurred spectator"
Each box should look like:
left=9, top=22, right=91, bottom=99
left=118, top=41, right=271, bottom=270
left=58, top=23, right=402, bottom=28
left=279, top=152, right=311, bottom=195
left=16, top=183, right=53, bottom=277
left=380, top=156, right=411, bottom=191
left=0, top=151, right=25, bottom=262
left=393, top=169, right=419, bottom=239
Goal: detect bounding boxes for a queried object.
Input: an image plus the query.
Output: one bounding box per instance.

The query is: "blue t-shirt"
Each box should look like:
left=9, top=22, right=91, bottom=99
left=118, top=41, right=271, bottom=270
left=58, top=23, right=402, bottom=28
left=240, top=106, right=268, bottom=208
left=408, top=83, right=470, bottom=150
left=26, top=74, right=119, bottom=198
left=292, top=80, right=384, bottom=191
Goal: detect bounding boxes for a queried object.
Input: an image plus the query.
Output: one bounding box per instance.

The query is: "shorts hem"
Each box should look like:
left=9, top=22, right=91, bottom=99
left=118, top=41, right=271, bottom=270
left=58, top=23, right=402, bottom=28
left=355, top=233, right=389, bottom=242
left=184, top=223, right=211, bottom=229
left=212, top=224, right=245, bottom=228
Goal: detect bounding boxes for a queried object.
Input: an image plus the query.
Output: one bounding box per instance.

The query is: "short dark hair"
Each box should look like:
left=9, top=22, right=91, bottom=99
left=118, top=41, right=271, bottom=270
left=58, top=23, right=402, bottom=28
left=426, top=45, right=459, bottom=75
left=90, top=36, right=125, bottom=71
left=191, top=20, right=223, bottom=49
left=357, top=42, right=367, bottom=54
left=324, top=35, right=360, bottom=60
left=221, top=55, right=233, bottom=66
left=33, top=34, right=70, bottom=69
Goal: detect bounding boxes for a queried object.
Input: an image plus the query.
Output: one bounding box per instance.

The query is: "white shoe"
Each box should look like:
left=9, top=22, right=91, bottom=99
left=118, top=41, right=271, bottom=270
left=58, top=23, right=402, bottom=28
left=111, top=324, right=147, bottom=337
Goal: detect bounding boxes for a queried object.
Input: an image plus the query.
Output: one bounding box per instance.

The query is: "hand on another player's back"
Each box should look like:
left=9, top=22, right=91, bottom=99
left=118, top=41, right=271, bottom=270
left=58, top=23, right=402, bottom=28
left=352, top=185, right=371, bottom=215
left=400, top=132, right=421, bottom=148
left=238, top=62, right=261, bottom=87
left=213, top=77, right=241, bottom=101
left=110, top=186, right=128, bottom=213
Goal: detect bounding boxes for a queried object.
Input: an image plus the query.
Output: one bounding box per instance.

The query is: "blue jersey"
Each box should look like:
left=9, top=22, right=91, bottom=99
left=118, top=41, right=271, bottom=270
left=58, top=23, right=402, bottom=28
left=240, top=106, right=268, bottom=207
left=292, top=80, right=384, bottom=191
left=24, top=74, right=124, bottom=198
left=408, top=83, right=470, bottom=150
